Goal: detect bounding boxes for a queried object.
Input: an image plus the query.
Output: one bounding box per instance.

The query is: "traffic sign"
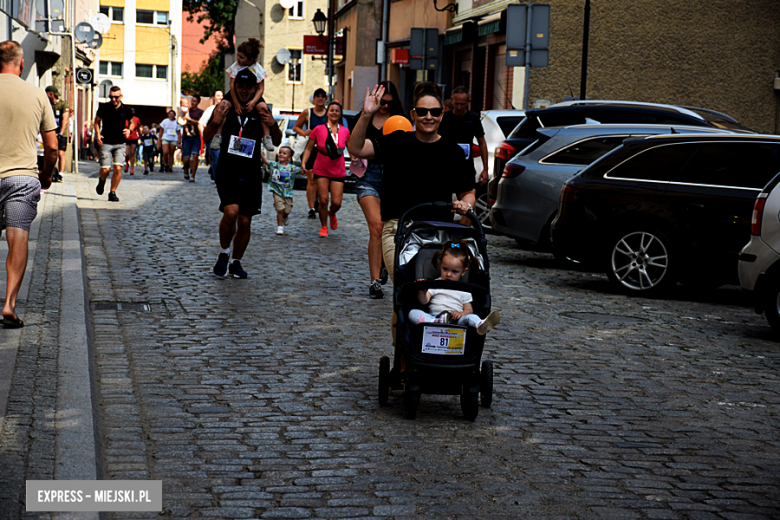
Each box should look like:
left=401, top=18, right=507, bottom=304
left=76, top=68, right=93, bottom=84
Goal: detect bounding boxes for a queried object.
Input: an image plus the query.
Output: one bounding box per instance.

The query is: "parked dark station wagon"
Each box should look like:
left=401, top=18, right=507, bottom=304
left=551, top=134, right=780, bottom=295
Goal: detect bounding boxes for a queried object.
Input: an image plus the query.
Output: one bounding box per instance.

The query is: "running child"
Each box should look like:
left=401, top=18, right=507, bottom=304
left=211, top=38, right=274, bottom=152
left=261, top=145, right=301, bottom=235
left=409, top=240, right=500, bottom=335
left=140, top=126, right=157, bottom=175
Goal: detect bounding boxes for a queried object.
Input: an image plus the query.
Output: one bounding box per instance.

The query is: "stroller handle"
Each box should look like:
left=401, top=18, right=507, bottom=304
left=396, top=201, right=485, bottom=238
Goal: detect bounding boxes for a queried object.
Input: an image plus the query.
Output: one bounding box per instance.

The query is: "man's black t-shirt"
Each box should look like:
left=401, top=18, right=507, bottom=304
left=96, top=102, right=133, bottom=145
left=216, top=108, right=266, bottom=183
left=371, top=131, right=474, bottom=222
left=438, top=110, right=485, bottom=175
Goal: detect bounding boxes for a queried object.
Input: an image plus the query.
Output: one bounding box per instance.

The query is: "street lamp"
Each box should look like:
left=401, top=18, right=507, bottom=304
left=312, top=8, right=328, bottom=42
left=311, top=6, right=335, bottom=98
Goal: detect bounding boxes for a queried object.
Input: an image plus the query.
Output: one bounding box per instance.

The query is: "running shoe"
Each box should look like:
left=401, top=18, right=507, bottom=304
left=263, top=135, right=274, bottom=151
left=379, top=263, right=389, bottom=285
left=276, top=226, right=284, bottom=235
left=183, top=171, right=190, bottom=180
left=210, top=135, right=222, bottom=150
left=228, top=260, right=248, bottom=279
left=308, top=209, right=316, bottom=219
left=329, top=213, right=338, bottom=230
left=283, top=214, right=289, bottom=226
left=96, top=179, right=105, bottom=195
left=108, top=191, right=119, bottom=202
left=213, top=253, right=229, bottom=277
left=369, top=280, right=383, bottom=299
left=143, top=170, right=149, bottom=175
left=124, top=163, right=129, bottom=173
left=318, top=226, right=328, bottom=238
left=477, top=311, right=501, bottom=335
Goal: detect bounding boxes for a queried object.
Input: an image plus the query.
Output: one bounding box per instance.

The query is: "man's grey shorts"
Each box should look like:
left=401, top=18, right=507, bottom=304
left=0, top=176, right=41, bottom=232
left=99, top=143, right=126, bottom=168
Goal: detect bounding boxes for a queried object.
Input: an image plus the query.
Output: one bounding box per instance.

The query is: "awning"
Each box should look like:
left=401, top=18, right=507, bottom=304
left=444, top=26, right=463, bottom=46
left=477, top=12, right=502, bottom=37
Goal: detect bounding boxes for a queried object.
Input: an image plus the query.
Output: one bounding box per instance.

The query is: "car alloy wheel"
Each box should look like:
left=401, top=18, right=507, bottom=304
left=608, top=228, right=675, bottom=293
left=473, top=191, right=492, bottom=231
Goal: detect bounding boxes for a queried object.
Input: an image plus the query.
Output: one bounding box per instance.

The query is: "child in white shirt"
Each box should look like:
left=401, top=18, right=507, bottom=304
left=409, top=241, right=500, bottom=335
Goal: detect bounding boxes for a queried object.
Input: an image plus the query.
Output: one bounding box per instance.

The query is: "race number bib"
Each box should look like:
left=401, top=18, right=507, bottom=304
left=144, top=139, right=154, bottom=146
left=458, top=143, right=470, bottom=160
left=271, top=169, right=293, bottom=185
left=421, top=326, right=466, bottom=355
left=227, top=135, right=256, bottom=158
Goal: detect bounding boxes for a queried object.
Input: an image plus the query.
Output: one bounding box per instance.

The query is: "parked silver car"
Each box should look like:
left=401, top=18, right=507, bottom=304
left=490, top=123, right=732, bottom=252
left=739, top=172, right=780, bottom=335
left=472, top=110, right=525, bottom=230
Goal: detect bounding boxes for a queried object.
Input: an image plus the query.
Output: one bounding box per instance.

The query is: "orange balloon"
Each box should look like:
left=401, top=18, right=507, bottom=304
left=383, top=115, right=413, bottom=135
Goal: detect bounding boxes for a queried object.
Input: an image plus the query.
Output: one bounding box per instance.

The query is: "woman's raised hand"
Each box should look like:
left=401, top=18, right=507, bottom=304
left=363, top=85, right=386, bottom=115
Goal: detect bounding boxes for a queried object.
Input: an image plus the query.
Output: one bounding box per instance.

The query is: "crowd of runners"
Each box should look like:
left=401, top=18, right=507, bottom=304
left=0, top=35, right=491, bottom=332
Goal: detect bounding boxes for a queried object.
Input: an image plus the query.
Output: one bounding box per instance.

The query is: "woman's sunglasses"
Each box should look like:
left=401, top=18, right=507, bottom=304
left=379, top=99, right=392, bottom=106
left=412, top=107, right=443, bottom=118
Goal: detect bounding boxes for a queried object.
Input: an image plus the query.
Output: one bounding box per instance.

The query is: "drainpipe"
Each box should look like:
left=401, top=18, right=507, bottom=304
left=380, top=0, right=389, bottom=82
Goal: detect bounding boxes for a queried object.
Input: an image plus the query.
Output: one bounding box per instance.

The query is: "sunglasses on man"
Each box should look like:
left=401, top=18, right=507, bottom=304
left=412, top=107, right=443, bottom=118
left=109, top=95, right=121, bottom=100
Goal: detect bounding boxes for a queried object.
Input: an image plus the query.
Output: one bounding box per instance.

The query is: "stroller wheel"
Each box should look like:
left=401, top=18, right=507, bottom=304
left=378, top=356, right=390, bottom=406
left=461, top=388, right=479, bottom=421
left=480, top=360, right=494, bottom=408
left=403, top=384, right=420, bottom=420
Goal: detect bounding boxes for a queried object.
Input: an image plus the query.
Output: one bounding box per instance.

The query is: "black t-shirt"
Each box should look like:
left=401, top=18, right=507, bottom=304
left=216, top=108, right=266, bottom=184
left=184, top=108, right=204, bottom=138
left=96, top=102, right=134, bottom=145
left=438, top=110, right=485, bottom=174
left=371, top=131, right=474, bottom=222
left=140, top=133, right=157, bottom=151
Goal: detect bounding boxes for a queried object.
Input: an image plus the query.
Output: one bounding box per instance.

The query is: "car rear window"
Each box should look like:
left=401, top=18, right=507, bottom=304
left=496, top=116, right=525, bottom=137
left=542, top=136, right=628, bottom=165
left=674, top=142, right=780, bottom=189
left=606, top=143, right=697, bottom=181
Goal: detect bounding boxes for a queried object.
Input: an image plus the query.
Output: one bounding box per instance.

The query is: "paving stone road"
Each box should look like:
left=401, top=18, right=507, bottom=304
left=4, top=160, right=779, bottom=520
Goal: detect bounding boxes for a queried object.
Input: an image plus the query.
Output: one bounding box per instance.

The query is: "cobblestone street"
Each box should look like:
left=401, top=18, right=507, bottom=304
left=2, top=160, right=779, bottom=520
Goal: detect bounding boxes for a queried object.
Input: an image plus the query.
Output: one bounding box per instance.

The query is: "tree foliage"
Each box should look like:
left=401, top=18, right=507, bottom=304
left=182, top=0, right=237, bottom=52
left=181, top=53, right=226, bottom=98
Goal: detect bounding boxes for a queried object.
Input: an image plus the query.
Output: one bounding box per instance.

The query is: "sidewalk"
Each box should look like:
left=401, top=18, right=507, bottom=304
left=0, top=171, right=98, bottom=520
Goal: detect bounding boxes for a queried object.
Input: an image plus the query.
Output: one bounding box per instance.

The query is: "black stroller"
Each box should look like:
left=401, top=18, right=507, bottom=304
left=378, top=202, right=494, bottom=421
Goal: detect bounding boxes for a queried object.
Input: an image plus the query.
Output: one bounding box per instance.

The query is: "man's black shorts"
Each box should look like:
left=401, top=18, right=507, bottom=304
left=57, top=135, right=68, bottom=151
left=217, top=178, right=263, bottom=217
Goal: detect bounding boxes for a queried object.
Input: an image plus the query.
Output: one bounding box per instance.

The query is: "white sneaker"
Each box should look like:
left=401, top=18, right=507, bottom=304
left=276, top=226, right=284, bottom=235
left=263, top=135, right=274, bottom=151
left=283, top=214, right=290, bottom=226
left=210, top=135, right=222, bottom=150
left=477, top=311, right=501, bottom=335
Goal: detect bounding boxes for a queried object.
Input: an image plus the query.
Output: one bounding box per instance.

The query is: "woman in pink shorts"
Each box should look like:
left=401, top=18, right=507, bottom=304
left=301, top=101, right=350, bottom=238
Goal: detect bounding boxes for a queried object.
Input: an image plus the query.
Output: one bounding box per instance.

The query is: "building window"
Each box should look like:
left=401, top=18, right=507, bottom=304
left=100, top=61, right=123, bottom=77
left=286, top=50, right=302, bottom=83
left=136, top=64, right=153, bottom=78
left=135, top=9, right=168, bottom=25
left=135, top=64, right=167, bottom=80
left=99, top=5, right=124, bottom=22
left=136, top=10, right=154, bottom=23
left=288, top=0, right=304, bottom=19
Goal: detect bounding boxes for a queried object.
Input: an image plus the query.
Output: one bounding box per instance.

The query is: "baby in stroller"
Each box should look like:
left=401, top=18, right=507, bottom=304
left=409, top=240, right=500, bottom=335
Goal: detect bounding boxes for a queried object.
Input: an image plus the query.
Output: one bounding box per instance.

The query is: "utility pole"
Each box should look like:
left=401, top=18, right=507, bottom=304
left=326, top=0, right=334, bottom=99
left=579, top=0, right=590, bottom=100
